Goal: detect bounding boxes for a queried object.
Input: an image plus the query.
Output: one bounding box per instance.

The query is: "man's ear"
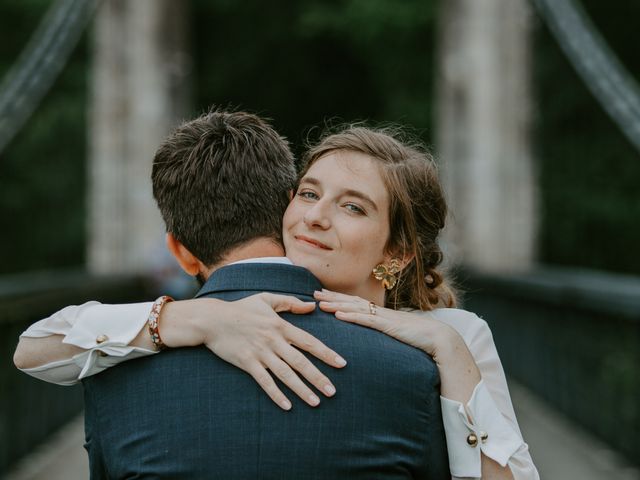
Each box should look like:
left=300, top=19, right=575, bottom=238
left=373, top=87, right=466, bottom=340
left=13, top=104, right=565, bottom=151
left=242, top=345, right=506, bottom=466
left=289, top=189, right=295, bottom=201
left=166, top=233, right=201, bottom=276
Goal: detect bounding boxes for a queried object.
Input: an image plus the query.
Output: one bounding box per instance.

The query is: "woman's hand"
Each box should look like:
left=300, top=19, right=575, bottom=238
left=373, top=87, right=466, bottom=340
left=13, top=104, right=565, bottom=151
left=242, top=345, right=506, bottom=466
left=314, top=289, right=481, bottom=404
left=314, top=289, right=447, bottom=356
left=159, top=293, right=347, bottom=411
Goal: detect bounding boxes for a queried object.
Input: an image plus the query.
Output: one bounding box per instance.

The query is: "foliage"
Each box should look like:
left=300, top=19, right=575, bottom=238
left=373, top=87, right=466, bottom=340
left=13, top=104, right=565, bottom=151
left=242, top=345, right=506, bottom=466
left=533, top=0, right=640, bottom=272
left=0, top=0, right=439, bottom=275
left=190, top=0, right=439, bottom=161
left=0, top=0, right=88, bottom=274
left=1, top=0, right=640, bottom=275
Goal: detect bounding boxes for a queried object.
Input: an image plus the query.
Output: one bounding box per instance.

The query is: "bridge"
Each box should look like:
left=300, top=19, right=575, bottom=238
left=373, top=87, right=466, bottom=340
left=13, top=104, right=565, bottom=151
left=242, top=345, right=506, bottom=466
left=2, top=0, right=639, bottom=477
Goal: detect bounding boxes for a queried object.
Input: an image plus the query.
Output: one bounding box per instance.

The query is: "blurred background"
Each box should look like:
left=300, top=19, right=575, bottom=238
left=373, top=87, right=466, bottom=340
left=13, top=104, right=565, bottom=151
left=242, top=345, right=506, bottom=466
left=1, top=0, right=639, bottom=478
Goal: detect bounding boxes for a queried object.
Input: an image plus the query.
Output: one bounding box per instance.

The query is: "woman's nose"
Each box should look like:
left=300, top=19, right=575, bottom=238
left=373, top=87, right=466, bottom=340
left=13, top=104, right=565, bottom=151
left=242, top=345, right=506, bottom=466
left=303, top=202, right=331, bottom=229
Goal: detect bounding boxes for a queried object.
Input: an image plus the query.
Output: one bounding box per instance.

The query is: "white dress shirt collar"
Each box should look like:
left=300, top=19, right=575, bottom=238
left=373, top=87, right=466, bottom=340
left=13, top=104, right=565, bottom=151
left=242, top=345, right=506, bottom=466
left=227, top=256, right=293, bottom=266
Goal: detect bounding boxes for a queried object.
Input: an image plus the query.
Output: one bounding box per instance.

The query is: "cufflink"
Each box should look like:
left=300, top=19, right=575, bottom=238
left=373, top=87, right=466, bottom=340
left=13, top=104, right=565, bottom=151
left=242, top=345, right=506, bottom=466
left=480, top=431, right=488, bottom=443
left=96, top=334, right=109, bottom=344
left=466, top=433, right=478, bottom=447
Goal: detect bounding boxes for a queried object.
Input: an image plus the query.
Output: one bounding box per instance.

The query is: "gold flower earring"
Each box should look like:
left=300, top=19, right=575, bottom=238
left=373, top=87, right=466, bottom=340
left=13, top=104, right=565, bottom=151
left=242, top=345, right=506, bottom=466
left=372, top=258, right=401, bottom=290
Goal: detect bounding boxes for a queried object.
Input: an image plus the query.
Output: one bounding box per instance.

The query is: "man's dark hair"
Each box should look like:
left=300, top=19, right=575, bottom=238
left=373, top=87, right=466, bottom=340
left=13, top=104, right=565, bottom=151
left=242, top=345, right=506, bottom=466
left=151, top=108, right=296, bottom=267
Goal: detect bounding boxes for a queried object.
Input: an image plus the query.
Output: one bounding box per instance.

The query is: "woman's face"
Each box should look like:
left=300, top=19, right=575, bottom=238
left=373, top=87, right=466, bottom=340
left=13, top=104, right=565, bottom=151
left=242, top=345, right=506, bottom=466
left=283, top=150, right=391, bottom=302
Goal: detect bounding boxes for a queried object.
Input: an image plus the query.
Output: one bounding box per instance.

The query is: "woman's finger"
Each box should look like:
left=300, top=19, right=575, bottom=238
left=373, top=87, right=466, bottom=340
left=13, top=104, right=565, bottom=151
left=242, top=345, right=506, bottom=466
left=314, top=289, right=362, bottom=303
left=285, top=324, right=347, bottom=369
left=334, top=310, right=387, bottom=331
left=245, top=364, right=293, bottom=411
left=264, top=354, right=322, bottom=408
left=276, top=341, right=337, bottom=397
left=260, top=293, right=316, bottom=314
left=318, top=300, right=369, bottom=314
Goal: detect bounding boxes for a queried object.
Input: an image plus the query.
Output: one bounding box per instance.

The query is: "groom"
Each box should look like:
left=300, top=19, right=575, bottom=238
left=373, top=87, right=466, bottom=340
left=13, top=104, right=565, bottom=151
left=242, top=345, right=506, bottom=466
left=83, top=109, right=450, bottom=479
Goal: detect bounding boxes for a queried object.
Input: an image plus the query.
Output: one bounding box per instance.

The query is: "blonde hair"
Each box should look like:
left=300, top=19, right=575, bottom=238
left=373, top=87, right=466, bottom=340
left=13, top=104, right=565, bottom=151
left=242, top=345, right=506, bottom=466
left=302, top=125, right=456, bottom=310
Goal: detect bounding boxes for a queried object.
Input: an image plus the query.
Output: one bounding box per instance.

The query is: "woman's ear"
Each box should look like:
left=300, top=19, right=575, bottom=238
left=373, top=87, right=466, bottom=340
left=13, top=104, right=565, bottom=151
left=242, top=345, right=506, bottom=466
left=382, top=250, right=414, bottom=271
left=399, top=252, right=415, bottom=271
left=166, top=233, right=201, bottom=276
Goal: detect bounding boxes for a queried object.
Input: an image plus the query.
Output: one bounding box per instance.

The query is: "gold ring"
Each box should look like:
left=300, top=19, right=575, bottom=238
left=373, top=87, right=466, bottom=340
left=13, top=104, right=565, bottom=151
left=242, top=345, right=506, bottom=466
left=369, top=302, right=377, bottom=315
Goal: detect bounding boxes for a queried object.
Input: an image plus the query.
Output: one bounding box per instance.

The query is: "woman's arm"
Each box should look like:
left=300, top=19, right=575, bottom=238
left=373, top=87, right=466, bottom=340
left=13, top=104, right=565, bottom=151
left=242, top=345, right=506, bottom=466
left=14, top=294, right=347, bottom=409
left=315, top=289, right=538, bottom=480
left=14, top=301, right=157, bottom=384
left=435, top=309, right=538, bottom=480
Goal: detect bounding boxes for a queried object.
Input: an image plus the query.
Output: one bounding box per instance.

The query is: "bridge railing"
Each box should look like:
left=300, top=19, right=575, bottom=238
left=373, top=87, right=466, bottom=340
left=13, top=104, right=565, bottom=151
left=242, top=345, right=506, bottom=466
left=0, top=270, right=155, bottom=476
left=462, top=266, right=640, bottom=465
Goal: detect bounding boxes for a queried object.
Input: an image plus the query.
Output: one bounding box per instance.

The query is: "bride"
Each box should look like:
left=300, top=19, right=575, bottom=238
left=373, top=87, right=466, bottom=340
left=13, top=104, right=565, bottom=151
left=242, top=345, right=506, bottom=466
left=15, top=119, right=538, bottom=479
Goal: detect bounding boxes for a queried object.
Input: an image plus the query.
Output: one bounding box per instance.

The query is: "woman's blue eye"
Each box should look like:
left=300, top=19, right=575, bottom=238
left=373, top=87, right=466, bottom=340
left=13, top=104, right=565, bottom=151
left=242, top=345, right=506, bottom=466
left=345, top=203, right=365, bottom=215
left=298, top=190, right=318, bottom=200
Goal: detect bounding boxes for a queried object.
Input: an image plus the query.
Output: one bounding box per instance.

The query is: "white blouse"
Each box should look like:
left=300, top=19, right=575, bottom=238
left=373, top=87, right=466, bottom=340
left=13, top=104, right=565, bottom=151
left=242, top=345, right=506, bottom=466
left=19, top=304, right=538, bottom=479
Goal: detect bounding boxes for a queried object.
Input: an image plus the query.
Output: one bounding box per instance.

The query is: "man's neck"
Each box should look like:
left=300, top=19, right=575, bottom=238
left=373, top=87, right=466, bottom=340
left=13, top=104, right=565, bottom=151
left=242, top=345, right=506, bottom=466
left=202, top=238, right=286, bottom=278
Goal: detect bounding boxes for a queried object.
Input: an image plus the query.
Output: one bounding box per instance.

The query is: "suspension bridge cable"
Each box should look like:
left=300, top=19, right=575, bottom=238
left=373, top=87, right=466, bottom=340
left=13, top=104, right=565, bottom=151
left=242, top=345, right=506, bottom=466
left=531, top=0, right=640, bottom=154
left=0, top=0, right=102, bottom=155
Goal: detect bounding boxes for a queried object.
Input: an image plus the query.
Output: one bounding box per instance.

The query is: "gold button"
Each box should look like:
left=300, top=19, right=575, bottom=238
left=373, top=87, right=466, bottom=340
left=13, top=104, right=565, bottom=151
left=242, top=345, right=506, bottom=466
left=97, top=350, right=107, bottom=357
left=96, top=334, right=109, bottom=344
left=466, top=433, right=478, bottom=447
left=480, top=431, right=488, bottom=443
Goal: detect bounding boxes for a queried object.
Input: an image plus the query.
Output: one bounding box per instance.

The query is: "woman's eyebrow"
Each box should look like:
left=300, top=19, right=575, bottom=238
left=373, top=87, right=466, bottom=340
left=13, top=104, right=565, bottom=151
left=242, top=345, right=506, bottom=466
left=299, top=176, right=320, bottom=186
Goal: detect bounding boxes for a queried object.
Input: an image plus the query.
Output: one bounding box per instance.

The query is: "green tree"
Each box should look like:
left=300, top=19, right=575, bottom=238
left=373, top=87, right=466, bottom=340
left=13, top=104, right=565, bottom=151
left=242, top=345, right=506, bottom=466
left=0, top=0, right=88, bottom=274
left=534, top=0, right=640, bottom=272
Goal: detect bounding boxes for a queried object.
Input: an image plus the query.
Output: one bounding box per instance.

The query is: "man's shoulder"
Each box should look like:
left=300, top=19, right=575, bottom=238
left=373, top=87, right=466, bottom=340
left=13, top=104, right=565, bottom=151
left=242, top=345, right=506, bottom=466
left=197, top=262, right=322, bottom=299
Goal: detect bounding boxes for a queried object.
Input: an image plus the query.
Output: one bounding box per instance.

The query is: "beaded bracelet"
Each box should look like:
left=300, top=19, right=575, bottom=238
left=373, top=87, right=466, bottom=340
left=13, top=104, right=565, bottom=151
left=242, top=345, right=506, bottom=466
left=148, top=295, right=174, bottom=351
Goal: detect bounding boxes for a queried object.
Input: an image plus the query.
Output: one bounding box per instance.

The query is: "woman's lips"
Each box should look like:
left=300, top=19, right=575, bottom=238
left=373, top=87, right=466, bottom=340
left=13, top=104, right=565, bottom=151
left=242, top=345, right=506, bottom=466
left=294, top=235, right=332, bottom=250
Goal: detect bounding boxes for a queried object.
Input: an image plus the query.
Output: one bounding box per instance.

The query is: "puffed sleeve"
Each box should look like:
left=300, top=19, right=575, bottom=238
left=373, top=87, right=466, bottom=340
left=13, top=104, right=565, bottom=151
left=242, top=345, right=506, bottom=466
left=428, top=309, right=539, bottom=480
left=19, top=301, right=157, bottom=385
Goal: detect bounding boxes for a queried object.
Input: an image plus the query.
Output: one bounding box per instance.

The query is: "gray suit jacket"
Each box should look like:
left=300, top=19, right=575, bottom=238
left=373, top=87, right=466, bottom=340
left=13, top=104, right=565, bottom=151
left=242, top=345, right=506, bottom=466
left=83, top=263, right=450, bottom=479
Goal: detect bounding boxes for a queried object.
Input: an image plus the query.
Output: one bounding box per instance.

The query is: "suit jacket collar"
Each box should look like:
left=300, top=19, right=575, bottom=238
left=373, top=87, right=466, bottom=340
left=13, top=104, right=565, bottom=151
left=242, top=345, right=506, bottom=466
left=195, top=263, right=323, bottom=298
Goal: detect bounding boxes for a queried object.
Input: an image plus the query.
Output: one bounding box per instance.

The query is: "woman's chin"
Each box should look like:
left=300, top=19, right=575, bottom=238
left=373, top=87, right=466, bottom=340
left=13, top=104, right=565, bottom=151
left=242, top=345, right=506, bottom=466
left=294, top=258, right=327, bottom=277
left=290, top=257, right=333, bottom=285
left=287, top=252, right=362, bottom=293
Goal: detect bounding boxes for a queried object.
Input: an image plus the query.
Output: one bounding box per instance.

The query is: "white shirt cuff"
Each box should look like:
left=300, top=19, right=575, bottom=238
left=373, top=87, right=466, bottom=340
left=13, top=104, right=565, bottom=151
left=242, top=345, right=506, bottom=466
left=60, top=302, right=154, bottom=349
left=62, top=302, right=157, bottom=379
left=441, top=380, right=523, bottom=478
